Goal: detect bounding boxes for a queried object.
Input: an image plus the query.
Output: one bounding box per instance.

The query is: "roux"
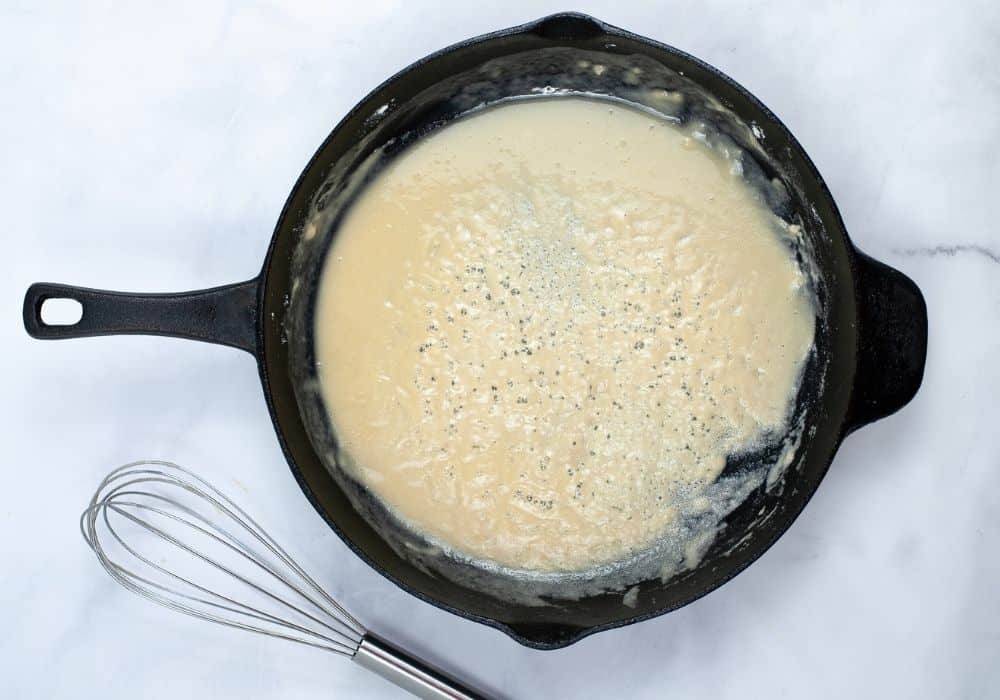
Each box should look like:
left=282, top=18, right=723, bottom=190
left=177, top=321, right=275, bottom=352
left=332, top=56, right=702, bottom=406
left=313, top=97, right=814, bottom=572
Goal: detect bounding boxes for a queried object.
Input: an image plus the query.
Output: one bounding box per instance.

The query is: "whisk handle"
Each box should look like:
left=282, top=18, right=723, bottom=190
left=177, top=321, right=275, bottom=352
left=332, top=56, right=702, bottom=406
left=354, top=634, right=490, bottom=700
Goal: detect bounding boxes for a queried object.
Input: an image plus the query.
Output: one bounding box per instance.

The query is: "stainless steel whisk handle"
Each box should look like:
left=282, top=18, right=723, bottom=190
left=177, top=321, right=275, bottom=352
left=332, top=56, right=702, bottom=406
left=354, top=634, right=487, bottom=700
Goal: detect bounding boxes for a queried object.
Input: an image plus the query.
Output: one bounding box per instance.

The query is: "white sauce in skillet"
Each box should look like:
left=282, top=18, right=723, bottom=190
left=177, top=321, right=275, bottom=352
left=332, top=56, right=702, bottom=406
left=314, top=97, right=815, bottom=572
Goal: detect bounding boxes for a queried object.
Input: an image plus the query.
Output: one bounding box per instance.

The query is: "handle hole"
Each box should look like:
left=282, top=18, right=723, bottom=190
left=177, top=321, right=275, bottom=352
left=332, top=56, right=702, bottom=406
left=40, top=298, right=83, bottom=326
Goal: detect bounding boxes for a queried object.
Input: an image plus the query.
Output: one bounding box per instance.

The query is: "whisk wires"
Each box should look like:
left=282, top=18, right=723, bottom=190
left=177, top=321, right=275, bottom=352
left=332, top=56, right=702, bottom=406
left=81, top=461, right=366, bottom=656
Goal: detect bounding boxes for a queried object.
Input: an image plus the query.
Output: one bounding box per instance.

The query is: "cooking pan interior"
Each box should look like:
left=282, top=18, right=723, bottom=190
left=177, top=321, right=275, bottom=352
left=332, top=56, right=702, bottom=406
left=259, top=14, right=857, bottom=648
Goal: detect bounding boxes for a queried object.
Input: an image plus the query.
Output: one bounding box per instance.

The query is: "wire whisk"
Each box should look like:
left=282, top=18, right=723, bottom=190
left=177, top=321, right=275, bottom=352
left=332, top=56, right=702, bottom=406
left=81, top=460, right=487, bottom=700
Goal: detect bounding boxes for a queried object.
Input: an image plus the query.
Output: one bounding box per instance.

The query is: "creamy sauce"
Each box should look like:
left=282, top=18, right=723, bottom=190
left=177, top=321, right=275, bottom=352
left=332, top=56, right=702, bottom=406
left=314, top=97, right=815, bottom=573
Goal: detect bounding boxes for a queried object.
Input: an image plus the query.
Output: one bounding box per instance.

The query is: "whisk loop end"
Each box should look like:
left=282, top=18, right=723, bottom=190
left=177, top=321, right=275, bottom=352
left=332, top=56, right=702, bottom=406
left=81, top=460, right=486, bottom=700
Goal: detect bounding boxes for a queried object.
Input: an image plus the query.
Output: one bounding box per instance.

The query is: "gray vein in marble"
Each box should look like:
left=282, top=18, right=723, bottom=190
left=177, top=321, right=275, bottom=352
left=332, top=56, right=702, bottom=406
left=893, top=244, right=1000, bottom=265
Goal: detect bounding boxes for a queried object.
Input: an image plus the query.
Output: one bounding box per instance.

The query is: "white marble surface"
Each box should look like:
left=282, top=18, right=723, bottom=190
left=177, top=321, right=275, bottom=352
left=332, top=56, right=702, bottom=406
left=3, top=1, right=998, bottom=698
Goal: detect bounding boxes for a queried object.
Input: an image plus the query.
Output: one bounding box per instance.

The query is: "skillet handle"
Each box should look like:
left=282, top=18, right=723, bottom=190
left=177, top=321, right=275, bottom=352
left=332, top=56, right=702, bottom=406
left=22, top=279, right=259, bottom=355
left=844, top=251, right=927, bottom=433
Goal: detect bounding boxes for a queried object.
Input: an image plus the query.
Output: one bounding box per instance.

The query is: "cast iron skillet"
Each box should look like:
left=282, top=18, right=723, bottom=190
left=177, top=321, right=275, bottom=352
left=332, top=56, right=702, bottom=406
left=23, top=13, right=927, bottom=649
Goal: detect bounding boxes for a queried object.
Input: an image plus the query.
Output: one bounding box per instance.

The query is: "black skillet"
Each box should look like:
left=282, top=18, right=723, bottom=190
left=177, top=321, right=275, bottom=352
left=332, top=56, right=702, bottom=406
left=23, top=13, right=927, bottom=649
